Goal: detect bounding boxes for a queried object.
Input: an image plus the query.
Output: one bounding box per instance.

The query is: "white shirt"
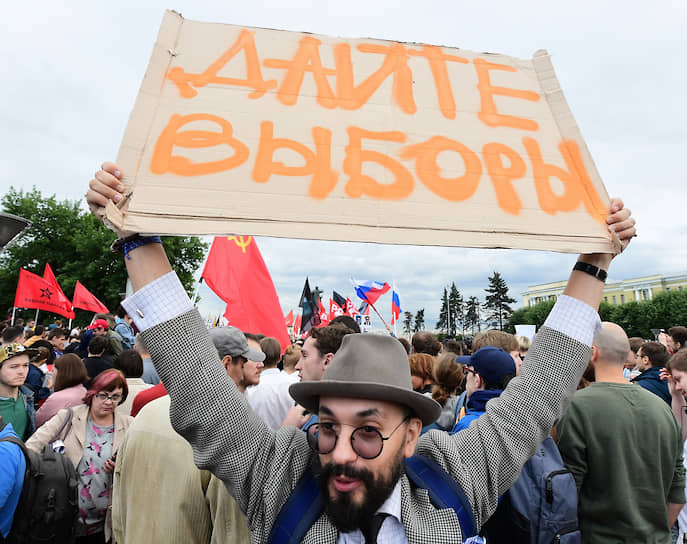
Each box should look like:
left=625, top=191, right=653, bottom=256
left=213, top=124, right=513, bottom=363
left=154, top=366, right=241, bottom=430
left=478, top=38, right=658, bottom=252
left=247, top=368, right=298, bottom=430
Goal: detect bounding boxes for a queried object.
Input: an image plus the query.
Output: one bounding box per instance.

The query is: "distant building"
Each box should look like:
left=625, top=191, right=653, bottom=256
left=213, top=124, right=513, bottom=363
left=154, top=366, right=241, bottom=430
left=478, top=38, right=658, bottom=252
left=522, top=272, right=687, bottom=307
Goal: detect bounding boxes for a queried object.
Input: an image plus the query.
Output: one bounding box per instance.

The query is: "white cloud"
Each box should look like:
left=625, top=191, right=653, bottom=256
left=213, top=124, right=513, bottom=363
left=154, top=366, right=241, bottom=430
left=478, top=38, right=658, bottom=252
left=2, top=1, right=685, bottom=330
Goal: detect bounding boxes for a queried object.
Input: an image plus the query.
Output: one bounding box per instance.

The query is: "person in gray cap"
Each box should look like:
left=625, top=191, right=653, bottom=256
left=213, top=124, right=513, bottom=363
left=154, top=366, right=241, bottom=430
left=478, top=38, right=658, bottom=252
left=209, top=327, right=265, bottom=394
left=88, top=164, right=636, bottom=543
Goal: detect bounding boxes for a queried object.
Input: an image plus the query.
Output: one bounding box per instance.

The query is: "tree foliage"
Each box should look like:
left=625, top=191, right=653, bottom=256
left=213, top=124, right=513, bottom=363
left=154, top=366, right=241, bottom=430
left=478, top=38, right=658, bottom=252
left=508, top=290, right=687, bottom=339
left=413, top=309, right=425, bottom=332
left=436, top=288, right=450, bottom=334
left=448, top=283, right=463, bottom=336
left=1, top=187, right=208, bottom=324
left=483, top=271, right=516, bottom=330
left=403, top=311, right=414, bottom=335
left=465, top=295, right=481, bottom=335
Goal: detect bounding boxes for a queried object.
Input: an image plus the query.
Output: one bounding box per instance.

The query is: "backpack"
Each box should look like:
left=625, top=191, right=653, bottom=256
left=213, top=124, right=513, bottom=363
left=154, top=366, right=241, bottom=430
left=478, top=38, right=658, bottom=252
left=0, top=410, right=79, bottom=544
left=266, top=454, right=479, bottom=544
left=481, top=436, right=580, bottom=544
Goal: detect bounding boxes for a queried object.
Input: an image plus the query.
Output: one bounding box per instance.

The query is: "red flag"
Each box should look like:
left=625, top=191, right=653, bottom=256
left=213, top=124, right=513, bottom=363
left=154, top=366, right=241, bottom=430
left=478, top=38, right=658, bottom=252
left=346, top=297, right=360, bottom=319
left=15, top=269, right=75, bottom=319
left=41, top=263, right=74, bottom=318
left=328, top=298, right=345, bottom=321
left=318, top=299, right=330, bottom=326
left=202, top=236, right=290, bottom=350
left=72, top=281, right=109, bottom=314
left=285, top=309, right=294, bottom=327
left=293, top=313, right=302, bottom=336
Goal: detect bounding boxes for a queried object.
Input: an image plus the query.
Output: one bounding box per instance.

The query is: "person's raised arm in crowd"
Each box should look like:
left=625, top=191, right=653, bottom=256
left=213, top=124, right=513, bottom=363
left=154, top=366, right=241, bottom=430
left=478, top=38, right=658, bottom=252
left=87, top=161, right=637, bottom=540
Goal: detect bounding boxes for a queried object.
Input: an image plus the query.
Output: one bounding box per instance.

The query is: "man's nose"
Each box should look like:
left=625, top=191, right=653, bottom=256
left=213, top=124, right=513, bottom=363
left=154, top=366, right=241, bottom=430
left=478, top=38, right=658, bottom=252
left=329, top=428, right=358, bottom=465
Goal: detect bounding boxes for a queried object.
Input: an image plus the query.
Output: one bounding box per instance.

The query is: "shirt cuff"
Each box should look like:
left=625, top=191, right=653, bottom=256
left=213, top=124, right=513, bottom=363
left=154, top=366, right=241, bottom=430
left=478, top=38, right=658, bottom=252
left=543, top=295, right=601, bottom=346
left=121, top=272, right=193, bottom=332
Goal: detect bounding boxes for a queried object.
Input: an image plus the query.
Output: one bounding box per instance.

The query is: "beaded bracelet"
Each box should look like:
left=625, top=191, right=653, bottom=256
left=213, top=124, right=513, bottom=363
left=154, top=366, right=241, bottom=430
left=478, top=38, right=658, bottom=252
left=110, top=234, right=162, bottom=259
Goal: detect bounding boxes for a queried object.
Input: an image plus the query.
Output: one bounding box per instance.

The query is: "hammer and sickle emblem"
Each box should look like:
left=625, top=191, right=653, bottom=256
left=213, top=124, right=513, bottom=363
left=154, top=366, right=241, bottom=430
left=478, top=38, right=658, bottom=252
left=227, top=235, right=253, bottom=253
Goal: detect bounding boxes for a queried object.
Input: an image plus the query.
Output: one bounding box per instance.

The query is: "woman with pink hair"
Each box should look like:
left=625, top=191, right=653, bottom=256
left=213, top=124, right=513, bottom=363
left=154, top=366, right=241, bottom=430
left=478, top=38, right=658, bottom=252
left=26, top=369, right=133, bottom=543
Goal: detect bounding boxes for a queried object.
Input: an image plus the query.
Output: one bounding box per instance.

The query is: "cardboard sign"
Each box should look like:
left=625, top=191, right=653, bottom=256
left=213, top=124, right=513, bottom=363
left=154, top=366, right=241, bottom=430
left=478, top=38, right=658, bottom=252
left=107, top=10, right=620, bottom=253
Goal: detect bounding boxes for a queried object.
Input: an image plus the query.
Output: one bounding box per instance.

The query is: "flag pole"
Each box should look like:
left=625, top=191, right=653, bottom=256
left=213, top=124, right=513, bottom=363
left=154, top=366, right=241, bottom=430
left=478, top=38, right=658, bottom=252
left=368, top=300, right=390, bottom=329
left=34, top=308, right=39, bottom=324
left=392, top=280, right=398, bottom=337
left=11, top=307, right=16, bottom=325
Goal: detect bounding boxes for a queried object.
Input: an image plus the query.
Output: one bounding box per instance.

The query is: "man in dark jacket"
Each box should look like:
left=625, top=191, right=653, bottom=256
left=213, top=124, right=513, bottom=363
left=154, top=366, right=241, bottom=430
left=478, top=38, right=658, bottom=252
left=632, top=341, right=671, bottom=404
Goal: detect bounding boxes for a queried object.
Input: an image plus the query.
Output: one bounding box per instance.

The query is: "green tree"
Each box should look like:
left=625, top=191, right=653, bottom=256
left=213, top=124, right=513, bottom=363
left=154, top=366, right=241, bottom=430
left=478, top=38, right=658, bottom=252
left=413, top=309, right=425, bottom=332
left=448, top=283, right=463, bottom=336
left=1, top=187, right=207, bottom=323
left=506, top=300, right=555, bottom=333
left=483, top=271, right=516, bottom=330
left=465, top=296, right=481, bottom=335
left=403, top=311, right=414, bottom=335
left=436, top=288, right=449, bottom=334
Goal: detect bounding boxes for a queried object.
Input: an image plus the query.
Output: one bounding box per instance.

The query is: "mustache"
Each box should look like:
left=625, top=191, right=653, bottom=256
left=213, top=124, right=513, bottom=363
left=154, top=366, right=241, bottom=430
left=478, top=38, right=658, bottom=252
left=317, top=461, right=375, bottom=484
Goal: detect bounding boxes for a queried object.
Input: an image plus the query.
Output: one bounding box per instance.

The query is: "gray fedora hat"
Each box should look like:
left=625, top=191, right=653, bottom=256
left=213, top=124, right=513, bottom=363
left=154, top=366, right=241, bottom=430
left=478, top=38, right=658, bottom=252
left=290, top=333, right=441, bottom=426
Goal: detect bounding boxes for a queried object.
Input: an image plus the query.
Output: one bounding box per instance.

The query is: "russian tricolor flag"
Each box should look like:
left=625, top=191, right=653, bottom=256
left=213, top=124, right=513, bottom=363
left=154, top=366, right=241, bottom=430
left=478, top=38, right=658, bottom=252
left=391, top=290, right=401, bottom=324
left=351, top=279, right=390, bottom=305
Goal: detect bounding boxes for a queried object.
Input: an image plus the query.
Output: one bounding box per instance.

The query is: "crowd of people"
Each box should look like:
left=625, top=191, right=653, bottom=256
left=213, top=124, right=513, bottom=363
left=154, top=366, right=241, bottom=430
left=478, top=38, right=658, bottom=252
left=1, top=168, right=685, bottom=543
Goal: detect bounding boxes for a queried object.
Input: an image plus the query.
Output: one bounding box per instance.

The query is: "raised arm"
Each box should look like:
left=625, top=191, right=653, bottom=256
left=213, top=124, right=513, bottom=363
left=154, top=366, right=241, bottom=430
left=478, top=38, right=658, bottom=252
left=421, top=198, right=636, bottom=528
left=87, top=162, right=172, bottom=290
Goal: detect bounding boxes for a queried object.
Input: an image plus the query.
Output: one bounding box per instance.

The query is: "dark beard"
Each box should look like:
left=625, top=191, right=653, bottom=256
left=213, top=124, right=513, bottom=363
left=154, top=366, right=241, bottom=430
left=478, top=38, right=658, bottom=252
left=313, top=448, right=403, bottom=534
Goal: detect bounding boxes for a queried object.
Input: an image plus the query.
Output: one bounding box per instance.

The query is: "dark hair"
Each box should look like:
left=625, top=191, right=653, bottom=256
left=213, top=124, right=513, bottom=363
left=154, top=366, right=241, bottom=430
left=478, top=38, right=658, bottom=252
left=84, top=369, right=128, bottom=406
left=114, top=350, right=144, bottom=378
left=669, top=327, right=687, bottom=350
left=32, top=325, right=45, bottom=337
left=443, top=339, right=464, bottom=356
left=2, top=326, right=23, bottom=344
left=628, top=337, right=644, bottom=354
left=668, top=350, right=687, bottom=373
left=54, top=354, right=88, bottom=391
left=397, top=337, right=411, bottom=354
left=30, top=346, right=51, bottom=366
left=31, top=340, right=55, bottom=365
left=329, top=315, right=360, bottom=334
left=432, top=352, right=464, bottom=405
left=244, top=332, right=260, bottom=342
left=88, top=336, right=108, bottom=355
left=260, top=337, right=281, bottom=368
left=639, top=341, right=669, bottom=367
left=116, top=304, right=128, bottom=319
left=309, top=324, right=354, bottom=356
left=409, top=353, right=434, bottom=383
left=47, top=328, right=67, bottom=341
left=411, top=332, right=441, bottom=356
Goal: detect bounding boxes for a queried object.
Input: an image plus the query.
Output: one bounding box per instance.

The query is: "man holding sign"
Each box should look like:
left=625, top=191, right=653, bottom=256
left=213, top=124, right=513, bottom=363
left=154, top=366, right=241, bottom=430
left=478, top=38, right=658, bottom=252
left=88, top=162, right=635, bottom=542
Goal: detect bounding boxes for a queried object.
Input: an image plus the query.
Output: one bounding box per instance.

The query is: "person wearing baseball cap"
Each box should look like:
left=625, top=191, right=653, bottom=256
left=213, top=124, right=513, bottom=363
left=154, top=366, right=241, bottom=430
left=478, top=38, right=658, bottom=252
left=0, top=344, right=38, bottom=440
left=452, top=347, right=517, bottom=434
left=208, top=327, right=265, bottom=394
left=88, top=166, right=637, bottom=542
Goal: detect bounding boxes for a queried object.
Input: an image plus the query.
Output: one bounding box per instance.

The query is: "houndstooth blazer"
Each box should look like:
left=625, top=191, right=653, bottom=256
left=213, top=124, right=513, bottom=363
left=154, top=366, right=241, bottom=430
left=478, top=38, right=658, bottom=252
left=140, top=308, right=592, bottom=544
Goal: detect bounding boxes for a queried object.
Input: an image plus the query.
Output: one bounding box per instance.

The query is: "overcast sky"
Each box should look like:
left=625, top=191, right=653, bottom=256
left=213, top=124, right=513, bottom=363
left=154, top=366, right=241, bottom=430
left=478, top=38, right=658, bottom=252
left=2, top=1, right=685, bottom=330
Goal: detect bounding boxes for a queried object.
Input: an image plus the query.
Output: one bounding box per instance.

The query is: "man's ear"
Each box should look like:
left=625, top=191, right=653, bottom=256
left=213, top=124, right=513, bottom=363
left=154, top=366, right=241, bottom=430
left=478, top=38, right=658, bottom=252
left=323, top=352, right=334, bottom=369
left=221, top=355, right=233, bottom=370
left=590, top=345, right=600, bottom=365
left=403, top=417, right=422, bottom=458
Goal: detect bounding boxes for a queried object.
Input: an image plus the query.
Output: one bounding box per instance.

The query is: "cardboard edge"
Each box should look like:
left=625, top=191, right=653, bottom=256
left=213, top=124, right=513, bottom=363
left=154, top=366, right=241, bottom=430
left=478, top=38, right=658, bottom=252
left=531, top=50, right=620, bottom=254
left=107, top=10, right=184, bottom=228
left=119, top=212, right=615, bottom=254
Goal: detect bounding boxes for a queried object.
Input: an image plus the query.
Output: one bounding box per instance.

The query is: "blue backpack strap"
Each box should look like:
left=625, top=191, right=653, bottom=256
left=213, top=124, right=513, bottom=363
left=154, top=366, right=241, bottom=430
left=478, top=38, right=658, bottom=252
left=404, top=455, right=477, bottom=538
left=267, top=468, right=324, bottom=544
